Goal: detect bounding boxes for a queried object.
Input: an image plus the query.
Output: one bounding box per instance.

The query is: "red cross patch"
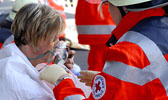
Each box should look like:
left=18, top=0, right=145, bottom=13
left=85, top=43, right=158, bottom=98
left=92, top=75, right=106, bottom=99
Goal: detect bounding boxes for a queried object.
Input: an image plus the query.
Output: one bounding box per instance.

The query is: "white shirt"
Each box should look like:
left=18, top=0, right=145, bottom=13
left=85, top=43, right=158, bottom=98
left=0, top=43, right=55, bottom=100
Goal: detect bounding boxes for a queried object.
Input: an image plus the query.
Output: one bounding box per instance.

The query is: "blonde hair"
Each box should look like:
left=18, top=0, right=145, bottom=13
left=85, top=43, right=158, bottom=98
left=11, top=3, right=64, bottom=47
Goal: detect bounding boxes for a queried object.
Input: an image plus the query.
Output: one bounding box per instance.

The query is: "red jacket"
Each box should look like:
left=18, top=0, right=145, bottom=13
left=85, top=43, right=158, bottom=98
left=75, top=0, right=115, bottom=45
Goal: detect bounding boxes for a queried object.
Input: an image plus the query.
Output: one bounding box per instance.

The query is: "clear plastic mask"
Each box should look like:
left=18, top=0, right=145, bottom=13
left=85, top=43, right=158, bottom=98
left=53, top=41, right=69, bottom=65
left=37, top=41, right=69, bottom=72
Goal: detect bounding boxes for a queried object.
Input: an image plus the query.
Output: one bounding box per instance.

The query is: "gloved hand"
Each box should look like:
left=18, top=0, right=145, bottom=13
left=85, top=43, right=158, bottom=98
left=39, top=64, right=69, bottom=85
left=78, top=70, right=100, bottom=86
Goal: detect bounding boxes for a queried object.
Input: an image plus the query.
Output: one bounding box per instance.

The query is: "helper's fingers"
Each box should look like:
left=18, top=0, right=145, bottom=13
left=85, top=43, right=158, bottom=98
left=78, top=71, right=94, bottom=82
left=79, top=78, right=92, bottom=82
left=68, top=50, right=75, bottom=59
left=78, top=71, right=88, bottom=80
left=79, top=79, right=92, bottom=86
left=64, top=59, right=74, bottom=70
left=65, top=59, right=74, bottom=64
left=64, top=50, right=75, bottom=70
left=79, top=70, right=99, bottom=79
left=78, top=74, right=92, bottom=80
left=78, top=70, right=101, bottom=85
left=79, top=70, right=91, bottom=77
left=85, top=82, right=92, bottom=86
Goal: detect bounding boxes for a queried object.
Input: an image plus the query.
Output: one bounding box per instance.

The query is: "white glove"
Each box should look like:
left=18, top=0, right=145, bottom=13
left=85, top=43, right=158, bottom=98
left=39, top=64, right=69, bottom=85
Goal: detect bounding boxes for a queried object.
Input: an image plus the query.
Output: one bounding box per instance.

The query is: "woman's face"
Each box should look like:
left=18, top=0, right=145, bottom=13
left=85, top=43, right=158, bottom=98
left=36, top=34, right=60, bottom=64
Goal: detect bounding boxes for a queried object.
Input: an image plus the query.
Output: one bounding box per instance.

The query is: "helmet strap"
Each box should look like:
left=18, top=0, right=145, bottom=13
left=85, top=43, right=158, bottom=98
left=163, top=6, right=168, bottom=16
left=118, top=7, right=127, bottom=17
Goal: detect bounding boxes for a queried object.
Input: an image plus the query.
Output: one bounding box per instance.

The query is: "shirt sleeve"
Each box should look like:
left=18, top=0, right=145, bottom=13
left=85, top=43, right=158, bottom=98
left=53, top=78, right=86, bottom=100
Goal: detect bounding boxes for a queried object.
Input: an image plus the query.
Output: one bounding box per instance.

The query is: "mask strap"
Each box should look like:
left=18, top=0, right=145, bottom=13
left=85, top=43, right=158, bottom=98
left=28, top=50, right=54, bottom=60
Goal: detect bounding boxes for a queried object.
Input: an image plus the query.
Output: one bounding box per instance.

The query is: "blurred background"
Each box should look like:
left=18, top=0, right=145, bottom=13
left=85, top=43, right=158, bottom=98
left=0, top=0, right=89, bottom=70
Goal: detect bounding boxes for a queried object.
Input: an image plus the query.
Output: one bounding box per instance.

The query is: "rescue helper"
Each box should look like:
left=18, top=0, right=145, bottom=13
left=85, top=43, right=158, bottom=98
left=40, top=0, right=168, bottom=100
left=75, top=0, right=115, bottom=71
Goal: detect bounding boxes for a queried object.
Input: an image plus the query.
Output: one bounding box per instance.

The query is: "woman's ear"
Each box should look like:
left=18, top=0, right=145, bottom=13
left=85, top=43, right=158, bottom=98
left=123, top=7, right=129, bottom=14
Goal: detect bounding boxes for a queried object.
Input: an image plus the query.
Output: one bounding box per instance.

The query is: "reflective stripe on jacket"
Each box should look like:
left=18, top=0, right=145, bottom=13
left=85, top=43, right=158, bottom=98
left=75, top=0, right=115, bottom=45
left=53, top=79, right=85, bottom=100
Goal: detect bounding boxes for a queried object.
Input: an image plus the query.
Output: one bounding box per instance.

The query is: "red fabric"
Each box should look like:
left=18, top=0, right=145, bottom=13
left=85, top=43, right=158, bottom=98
left=47, top=0, right=66, bottom=19
left=76, top=0, right=115, bottom=45
left=164, top=54, right=168, bottom=62
left=88, top=45, right=109, bottom=71
left=102, top=8, right=165, bottom=69
left=0, top=42, right=2, bottom=49
left=48, top=0, right=64, bottom=11
left=59, top=34, right=65, bottom=40
left=53, top=79, right=85, bottom=100
left=89, top=72, right=168, bottom=100
left=87, top=44, right=168, bottom=100
left=103, top=42, right=150, bottom=69
left=112, top=8, right=165, bottom=40
left=78, top=35, right=111, bottom=45
left=75, top=0, right=114, bottom=25
left=88, top=7, right=168, bottom=100
left=76, top=0, right=115, bottom=72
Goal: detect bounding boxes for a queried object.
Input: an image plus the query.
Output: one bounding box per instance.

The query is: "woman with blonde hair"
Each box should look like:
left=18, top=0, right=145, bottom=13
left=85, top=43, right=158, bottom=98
left=0, top=3, right=74, bottom=100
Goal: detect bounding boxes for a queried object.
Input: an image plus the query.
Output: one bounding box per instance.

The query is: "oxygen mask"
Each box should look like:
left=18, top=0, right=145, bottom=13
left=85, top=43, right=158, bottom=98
left=36, top=41, right=69, bottom=72
left=53, top=41, right=69, bottom=65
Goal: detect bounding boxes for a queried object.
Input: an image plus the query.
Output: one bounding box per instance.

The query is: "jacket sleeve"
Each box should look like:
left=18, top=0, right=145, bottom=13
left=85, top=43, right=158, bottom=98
left=89, top=41, right=168, bottom=100
left=53, top=78, right=86, bottom=100
left=89, top=41, right=147, bottom=100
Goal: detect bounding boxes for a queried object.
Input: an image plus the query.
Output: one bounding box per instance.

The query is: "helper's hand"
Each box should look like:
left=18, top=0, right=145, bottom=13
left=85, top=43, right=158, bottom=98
left=39, top=64, right=69, bottom=84
left=64, top=50, right=75, bottom=70
left=78, top=70, right=100, bottom=86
